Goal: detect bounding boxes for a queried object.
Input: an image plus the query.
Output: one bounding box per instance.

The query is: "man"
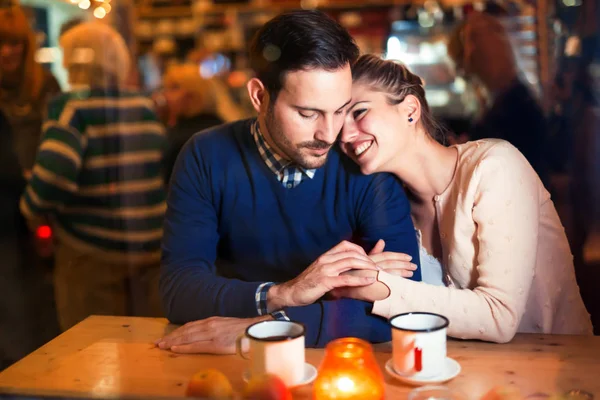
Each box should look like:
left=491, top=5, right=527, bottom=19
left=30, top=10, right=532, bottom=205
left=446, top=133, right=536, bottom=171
left=157, top=10, right=421, bottom=353
left=20, top=22, right=166, bottom=330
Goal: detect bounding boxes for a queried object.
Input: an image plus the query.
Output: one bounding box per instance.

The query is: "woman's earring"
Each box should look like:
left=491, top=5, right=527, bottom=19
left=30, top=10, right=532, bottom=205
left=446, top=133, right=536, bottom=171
left=408, top=117, right=413, bottom=123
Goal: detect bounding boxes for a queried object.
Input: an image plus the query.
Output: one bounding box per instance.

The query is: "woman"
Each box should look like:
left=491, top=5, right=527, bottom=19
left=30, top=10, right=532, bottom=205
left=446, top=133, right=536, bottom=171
left=0, top=6, right=61, bottom=175
left=336, top=55, right=592, bottom=343
left=0, top=5, right=61, bottom=368
left=161, top=64, right=225, bottom=182
left=20, top=22, right=167, bottom=331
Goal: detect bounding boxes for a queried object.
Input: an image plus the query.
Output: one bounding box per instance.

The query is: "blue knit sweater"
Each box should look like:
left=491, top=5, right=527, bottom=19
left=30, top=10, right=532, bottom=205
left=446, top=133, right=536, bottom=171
left=160, top=119, right=421, bottom=347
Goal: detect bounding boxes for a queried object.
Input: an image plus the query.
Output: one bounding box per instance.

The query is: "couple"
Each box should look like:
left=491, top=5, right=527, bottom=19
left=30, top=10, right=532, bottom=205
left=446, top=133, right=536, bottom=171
left=157, top=10, right=592, bottom=353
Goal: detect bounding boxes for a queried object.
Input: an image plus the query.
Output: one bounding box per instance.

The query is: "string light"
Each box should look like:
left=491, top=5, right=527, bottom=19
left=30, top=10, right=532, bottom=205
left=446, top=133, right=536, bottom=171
left=93, top=6, right=106, bottom=18
left=68, top=0, right=111, bottom=18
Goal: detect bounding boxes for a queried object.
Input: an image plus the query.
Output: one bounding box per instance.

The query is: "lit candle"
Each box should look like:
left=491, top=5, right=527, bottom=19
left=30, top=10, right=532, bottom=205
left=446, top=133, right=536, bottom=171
left=313, top=338, right=385, bottom=400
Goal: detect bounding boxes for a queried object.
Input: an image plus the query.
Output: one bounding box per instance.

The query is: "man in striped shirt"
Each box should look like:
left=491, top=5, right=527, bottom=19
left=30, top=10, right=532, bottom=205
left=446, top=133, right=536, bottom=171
left=20, top=22, right=166, bottom=330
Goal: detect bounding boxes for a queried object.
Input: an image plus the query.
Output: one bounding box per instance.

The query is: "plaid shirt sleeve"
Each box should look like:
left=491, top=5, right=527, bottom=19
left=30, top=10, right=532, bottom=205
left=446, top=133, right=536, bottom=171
left=255, top=282, right=290, bottom=321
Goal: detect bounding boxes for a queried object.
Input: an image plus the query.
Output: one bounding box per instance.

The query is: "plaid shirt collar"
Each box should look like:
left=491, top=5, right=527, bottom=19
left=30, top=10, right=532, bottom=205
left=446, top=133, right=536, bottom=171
left=251, top=120, right=316, bottom=188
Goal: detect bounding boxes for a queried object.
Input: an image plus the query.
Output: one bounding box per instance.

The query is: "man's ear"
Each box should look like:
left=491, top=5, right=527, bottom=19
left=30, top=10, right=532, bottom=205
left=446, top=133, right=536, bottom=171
left=247, top=78, right=268, bottom=114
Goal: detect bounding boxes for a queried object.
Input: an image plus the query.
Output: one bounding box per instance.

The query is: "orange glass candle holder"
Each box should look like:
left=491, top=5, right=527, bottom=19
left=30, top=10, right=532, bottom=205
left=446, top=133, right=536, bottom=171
left=313, top=337, right=385, bottom=400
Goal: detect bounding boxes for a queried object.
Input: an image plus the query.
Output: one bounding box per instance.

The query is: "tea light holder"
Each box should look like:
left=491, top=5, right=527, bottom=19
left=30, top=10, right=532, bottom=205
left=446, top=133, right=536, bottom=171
left=313, top=337, right=385, bottom=400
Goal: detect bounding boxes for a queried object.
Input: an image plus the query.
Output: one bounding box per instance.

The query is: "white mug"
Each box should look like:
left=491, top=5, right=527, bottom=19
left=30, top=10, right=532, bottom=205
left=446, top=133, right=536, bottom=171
left=236, top=320, right=305, bottom=387
left=390, top=312, right=449, bottom=379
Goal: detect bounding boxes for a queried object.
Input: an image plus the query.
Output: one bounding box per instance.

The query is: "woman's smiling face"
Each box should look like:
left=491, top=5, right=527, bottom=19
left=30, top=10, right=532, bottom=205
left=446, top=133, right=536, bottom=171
left=340, top=82, right=411, bottom=175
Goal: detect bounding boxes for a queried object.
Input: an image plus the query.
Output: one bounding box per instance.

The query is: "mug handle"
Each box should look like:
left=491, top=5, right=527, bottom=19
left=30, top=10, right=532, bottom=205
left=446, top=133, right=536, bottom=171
left=236, top=334, right=250, bottom=360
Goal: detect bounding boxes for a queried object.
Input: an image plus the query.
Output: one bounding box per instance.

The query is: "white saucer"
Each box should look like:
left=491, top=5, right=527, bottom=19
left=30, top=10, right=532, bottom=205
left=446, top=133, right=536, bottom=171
left=242, top=363, right=318, bottom=387
left=385, top=357, right=461, bottom=386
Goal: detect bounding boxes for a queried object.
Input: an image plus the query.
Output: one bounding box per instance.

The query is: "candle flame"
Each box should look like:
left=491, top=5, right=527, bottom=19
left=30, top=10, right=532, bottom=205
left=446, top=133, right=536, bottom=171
left=335, top=376, right=356, bottom=393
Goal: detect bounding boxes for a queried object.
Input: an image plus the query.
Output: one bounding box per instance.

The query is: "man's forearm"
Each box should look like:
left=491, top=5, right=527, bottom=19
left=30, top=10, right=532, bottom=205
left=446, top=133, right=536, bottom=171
left=159, top=266, right=264, bottom=324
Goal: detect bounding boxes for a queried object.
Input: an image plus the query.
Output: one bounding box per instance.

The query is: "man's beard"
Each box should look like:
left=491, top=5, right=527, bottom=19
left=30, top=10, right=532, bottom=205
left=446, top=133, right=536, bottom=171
left=264, top=106, right=332, bottom=170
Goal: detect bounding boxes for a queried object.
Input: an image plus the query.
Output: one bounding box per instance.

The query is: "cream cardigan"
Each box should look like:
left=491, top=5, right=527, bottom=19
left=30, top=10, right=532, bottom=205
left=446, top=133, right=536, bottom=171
left=373, top=140, right=593, bottom=343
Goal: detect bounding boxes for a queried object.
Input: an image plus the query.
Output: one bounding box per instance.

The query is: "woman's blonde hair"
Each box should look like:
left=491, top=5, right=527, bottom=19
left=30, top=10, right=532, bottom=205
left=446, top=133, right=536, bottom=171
left=352, top=54, right=444, bottom=142
left=0, top=6, right=44, bottom=101
left=163, top=64, right=218, bottom=117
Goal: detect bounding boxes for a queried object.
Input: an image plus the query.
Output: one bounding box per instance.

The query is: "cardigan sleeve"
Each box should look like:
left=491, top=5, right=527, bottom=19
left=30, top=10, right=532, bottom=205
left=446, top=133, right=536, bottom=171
left=372, top=142, right=540, bottom=343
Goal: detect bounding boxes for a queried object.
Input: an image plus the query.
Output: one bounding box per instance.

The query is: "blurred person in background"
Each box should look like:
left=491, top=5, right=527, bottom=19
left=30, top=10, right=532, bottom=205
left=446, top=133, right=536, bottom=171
left=0, top=4, right=61, bottom=370
left=0, top=5, right=61, bottom=176
left=550, top=59, right=598, bottom=270
left=447, top=11, right=549, bottom=186
left=20, top=21, right=167, bottom=331
left=161, top=64, right=225, bottom=183
left=549, top=57, right=600, bottom=333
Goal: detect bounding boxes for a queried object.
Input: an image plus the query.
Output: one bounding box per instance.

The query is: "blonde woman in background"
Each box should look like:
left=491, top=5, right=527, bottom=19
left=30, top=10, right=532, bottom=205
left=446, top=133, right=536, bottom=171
left=162, top=63, right=244, bottom=182
left=20, top=22, right=167, bottom=331
left=0, top=5, right=61, bottom=174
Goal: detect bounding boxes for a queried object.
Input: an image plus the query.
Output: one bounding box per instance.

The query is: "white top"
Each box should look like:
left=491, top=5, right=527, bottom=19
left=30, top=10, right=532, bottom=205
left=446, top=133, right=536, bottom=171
left=416, top=230, right=445, bottom=287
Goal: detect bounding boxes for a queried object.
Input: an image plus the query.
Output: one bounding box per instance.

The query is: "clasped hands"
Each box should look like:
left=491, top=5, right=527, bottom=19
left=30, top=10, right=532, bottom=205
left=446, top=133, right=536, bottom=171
left=155, top=240, right=414, bottom=354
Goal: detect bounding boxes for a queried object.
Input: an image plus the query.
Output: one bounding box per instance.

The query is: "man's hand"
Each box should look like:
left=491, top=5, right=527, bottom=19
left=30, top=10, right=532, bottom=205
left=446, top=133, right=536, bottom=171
left=155, top=315, right=270, bottom=354
left=328, top=239, right=415, bottom=302
left=266, top=240, right=379, bottom=311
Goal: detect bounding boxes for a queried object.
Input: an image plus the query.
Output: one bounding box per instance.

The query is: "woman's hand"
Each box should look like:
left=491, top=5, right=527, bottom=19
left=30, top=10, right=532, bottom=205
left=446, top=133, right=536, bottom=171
left=368, top=239, right=417, bottom=278
left=370, top=252, right=417, bottom=278
left=329, top=269, right=391, bottom=302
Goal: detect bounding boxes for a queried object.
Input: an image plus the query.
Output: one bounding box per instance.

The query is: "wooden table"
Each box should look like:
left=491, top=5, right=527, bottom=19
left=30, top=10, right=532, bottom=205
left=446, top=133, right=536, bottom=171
left=0, top=316, right=599, bottom=399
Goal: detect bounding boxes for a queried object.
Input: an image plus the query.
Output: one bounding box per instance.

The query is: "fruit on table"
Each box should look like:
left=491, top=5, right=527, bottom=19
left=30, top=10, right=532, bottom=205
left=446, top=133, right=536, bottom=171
left=186, top=368, right=235, bottom=399
left=481, top=386, right=523, bottom=400
left=242, top=374, right=292, bottom=400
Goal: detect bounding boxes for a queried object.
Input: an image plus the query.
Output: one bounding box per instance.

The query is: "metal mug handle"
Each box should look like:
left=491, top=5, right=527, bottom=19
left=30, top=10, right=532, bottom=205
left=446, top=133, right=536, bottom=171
left=236, top=334, right=250, bottom=360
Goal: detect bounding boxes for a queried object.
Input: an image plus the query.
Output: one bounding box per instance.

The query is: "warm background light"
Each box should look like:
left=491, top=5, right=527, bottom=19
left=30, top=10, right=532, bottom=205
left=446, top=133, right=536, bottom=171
left=93, top=7, right=106, bottom=19
left=67, top=0, right=112, bottom=19
left=78, top=0, right=90, bottom=9
left=313, top=338, right=385, bottom=400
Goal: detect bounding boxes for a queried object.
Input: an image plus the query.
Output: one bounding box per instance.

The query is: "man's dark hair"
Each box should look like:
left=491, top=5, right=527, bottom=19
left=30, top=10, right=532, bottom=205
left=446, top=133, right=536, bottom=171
left=249, top=10, right=359, bottom=101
